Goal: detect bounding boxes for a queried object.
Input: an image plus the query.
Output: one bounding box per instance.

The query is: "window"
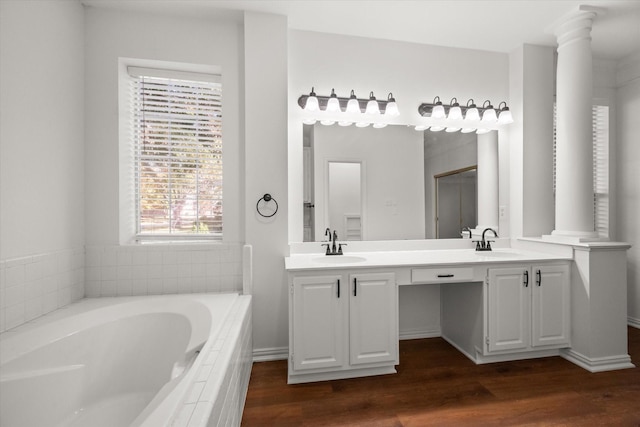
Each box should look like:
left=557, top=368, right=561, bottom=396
left=128, top=67, right=223, bottom=239
left=553, top=103, right=609, bottom=238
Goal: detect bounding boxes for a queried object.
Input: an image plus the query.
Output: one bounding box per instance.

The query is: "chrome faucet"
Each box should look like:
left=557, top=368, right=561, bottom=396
left=321, top=229, right=346, bottom=255
left=474, top=228, right=498, bottom=251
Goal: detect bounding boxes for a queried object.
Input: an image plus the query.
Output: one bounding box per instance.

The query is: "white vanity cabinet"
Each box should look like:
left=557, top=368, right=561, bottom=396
left=486, top=264, right=570, bottom=354
left=288, top=270, right=398, bottom=384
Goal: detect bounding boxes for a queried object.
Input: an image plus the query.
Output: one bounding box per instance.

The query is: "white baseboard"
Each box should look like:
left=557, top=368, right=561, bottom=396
left=628, top=316, right=640, bottom=329
left=560, top=348, right=636, bottom=372
left=399, top=328, right=441, bottom=340
left=252, top=346, right=288, bottom=362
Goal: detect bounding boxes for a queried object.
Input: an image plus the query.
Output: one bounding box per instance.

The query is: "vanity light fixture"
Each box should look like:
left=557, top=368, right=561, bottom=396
left=298, top=88, right=402, bottom=129
left=481, top=100, right=497, bottom=123
left=417, top=97, right=513, bottom=133
left=497, top=101, right=514, bottom=124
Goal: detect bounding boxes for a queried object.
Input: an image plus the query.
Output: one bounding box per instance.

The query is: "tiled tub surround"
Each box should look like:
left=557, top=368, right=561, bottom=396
left=0, top=293, right=253, bottom=427
left=0, top=247, right=84, bottom=332
left=85, top=243, right=244, bottom=297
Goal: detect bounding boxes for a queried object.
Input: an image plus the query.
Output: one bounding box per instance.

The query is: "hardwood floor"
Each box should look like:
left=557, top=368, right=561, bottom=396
left=241, top=327, right=640, bottom=426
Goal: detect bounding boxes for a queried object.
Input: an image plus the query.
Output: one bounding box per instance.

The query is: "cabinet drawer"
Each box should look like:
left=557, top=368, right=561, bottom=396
left=411, top=267, right=474, bottom=284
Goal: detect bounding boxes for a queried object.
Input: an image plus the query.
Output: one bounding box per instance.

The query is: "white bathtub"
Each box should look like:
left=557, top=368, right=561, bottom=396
left=0, top=293, right=252, bottom=427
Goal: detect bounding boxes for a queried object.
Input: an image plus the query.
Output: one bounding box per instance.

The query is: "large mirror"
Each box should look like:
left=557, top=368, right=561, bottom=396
left=303, top=123, right=479, bottom=241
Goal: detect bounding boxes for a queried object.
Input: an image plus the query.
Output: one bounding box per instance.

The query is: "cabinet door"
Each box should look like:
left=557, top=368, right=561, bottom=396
left=349, top=272, right=398, bottom=366
left=487, top=267, right=530, bottom=352
left=531, top=264, right=570, bottom=348
left=292, top=275, right=346, bottom=371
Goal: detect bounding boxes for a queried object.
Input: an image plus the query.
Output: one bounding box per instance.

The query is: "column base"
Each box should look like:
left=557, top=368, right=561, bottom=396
left=560, top=348, right=635, bottom=373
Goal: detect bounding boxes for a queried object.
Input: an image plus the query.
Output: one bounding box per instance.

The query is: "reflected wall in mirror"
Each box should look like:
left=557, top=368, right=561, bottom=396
left=435, top=167, right=477, bottom=238
left=303, top=124, right=479, bottom=241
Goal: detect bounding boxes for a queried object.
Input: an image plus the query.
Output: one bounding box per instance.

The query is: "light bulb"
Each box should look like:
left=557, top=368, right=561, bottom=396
left=326, top=88, right=340, bottom=113
left=385, top=93, right=400, bottom=116
left=365, top=92, right=380, bottom=115
left=461, top=128, right=476, bottom=133
left=446, top=127, right=461, bottom=133
left=373, top=123, right=387, bottom=129
left=414, top=125, right=428, bottom=131
left=465, top=99, right=480, bottom=121
left=476, top=128, right=491, bottom=134
left=338, top=121, right=353, bottom=127
left=431, top=96, right=446, bottom=119
left=302, top=118, right=317, bottom=125
left=304, top=87, right=319, bottom=112
left=481, top=100, right=497, bottom=123
left=447, top=98, right=462, bottom=120
left=497, top=102, right=514, bottom=124
left=346, top=90, right=360, bottom=113
left=355, top=122, right=370, bottom=128
left=320, top=120, right=335, bottom=126
left=430, top=126, right=445, bottom=132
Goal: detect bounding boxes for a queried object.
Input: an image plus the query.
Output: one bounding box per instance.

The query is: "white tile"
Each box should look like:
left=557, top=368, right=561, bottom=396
left=204, top=277, right=221, bottom=293
left=6, top=265, right=25, bottom=287
left=58, top=287, right=71, bottom=307
left=163, top=251, right=177, bottom=265
left=117, top=251, right=132, bottom=266
left=25, top=297, right=44, bottom=322
left=0, top=266, right=5, bottom=290
left=101, top=266, right=117, bottom=281
left=101, top=280, right=117, bottom=296
left=117, top=265, right=133, bottom=280
left=86, top=266, right=100, bottom=281
left=42, top=276, right=58, bottom=294
left=42, top=292, right=58, bottom=313
left=0, top=287, right=4, bottom=309
left=191, top=263, right=206, bottom=277
left=177, top=277, right=193, bottom=293
left=205, top=263, right=220, bottom=277
left=59, top=251, right=73, bottom=272
left=102, top=248, right=117, bottom=266
left=85, top=281, right=101, bottom=297
left=24, top=279, right=43, bottom=300
left=147, top=252, right=163, bottom=265
left=131, top=279, right=148, bottom=296
left=221, top=262, right=241, bottom=276
left=132, top=251, right=148, bottom=265
left=5, top=284, right=25, bottom=306
left=192, top=277, right=207, bottom=293
left=147, top=265, right=163, bottom=279
left=147, top=278, right=163, bottom=295
left=178, top=264, right=192, bottom=278
left=85, top=247, right=101, bottom=267
left=162, top=264, right=178, bottom=279
left=162, top=278, right=178, bottom=294
left=117, top=280, right=133, bottom=296
left=176, top=251, right=192, bottom=265
left=132, top=265, right=147, bottom=279
left=5, top=303, right=25, bottom=330
left=0, top=307, right=5, bottom=332
left=25, top=260, right=44, bottom=281
left=191, top=251, right=207, bottom=264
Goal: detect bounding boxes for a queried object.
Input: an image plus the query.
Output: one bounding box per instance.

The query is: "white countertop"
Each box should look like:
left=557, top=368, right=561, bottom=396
left=284, top=248, right=572, bottom=271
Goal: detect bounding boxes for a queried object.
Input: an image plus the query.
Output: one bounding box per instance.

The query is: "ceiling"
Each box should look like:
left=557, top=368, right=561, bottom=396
left=82, top=0, right=640, bottom=61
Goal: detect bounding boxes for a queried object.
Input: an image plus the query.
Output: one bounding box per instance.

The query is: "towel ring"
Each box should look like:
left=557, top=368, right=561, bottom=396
left=257, top=193, right=278, bottom=218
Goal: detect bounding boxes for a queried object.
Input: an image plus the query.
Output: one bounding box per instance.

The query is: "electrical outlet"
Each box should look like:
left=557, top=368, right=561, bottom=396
left=499, top=205, right=507, bottom=218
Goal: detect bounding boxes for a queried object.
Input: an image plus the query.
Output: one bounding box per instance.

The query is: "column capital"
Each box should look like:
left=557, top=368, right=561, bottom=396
left=552, top=5, right=605, bottom=49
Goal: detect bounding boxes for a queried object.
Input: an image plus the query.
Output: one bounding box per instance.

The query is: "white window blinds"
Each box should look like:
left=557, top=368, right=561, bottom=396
left=592, top=105, right=609, bottom=239
left=129, top=68, right=223, bottom=239
left=553, top=103, right=609, bottom=239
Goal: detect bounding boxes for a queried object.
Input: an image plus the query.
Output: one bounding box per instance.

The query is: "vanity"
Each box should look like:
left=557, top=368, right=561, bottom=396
left=285, top=246, right=573, bottom=384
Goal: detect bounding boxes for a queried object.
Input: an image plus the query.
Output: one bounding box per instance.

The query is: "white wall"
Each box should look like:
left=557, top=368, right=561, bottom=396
left=0, top=0, right=85, bottom=331
left=84, top=7, right=243, bottom=246
left=615, top=53, right=640, bottom=326
left=244, top=12, right=290, bottom=356
left=313, top=124, right=425, bottom=241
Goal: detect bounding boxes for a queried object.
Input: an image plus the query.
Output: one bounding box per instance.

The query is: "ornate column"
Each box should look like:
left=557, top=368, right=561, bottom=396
left=551, top=6, right=602, bottom=240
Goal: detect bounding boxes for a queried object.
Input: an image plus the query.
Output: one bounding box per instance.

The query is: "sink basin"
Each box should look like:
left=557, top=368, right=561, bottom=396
left=313, top=255, right=367, bottom=264
left=474, top=250, right=519, bottom=258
